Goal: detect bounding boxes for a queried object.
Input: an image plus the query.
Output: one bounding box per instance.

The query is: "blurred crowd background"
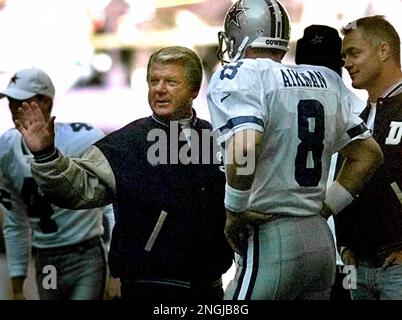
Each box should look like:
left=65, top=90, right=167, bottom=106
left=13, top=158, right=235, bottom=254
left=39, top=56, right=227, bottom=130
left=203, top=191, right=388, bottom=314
left=0, top=0, right=401, bottom=134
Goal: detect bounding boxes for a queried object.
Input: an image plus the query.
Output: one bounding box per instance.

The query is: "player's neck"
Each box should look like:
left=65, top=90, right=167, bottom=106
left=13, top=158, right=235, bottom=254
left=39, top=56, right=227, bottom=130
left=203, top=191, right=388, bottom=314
left=368, top=67, right=402, bottom=102
left=244, top=52, right=282, bottom=63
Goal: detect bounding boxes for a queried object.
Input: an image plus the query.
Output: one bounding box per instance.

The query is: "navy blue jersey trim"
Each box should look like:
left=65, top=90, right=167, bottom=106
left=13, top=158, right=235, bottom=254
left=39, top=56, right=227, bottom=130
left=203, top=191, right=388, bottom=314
left=233, top=251, right=247, bottom=300
left=245, top=226, right=259, bottom=300
left=347, top=122, right=369, bottom=139
left=219, top=116, right=264, bottom=133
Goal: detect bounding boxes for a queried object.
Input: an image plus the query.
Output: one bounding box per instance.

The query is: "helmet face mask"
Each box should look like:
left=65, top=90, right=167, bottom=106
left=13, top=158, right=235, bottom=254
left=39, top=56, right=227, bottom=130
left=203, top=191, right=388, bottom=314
left=217, top=0, right=291, bottom=64
left=217, top=31, right=232, bottom=65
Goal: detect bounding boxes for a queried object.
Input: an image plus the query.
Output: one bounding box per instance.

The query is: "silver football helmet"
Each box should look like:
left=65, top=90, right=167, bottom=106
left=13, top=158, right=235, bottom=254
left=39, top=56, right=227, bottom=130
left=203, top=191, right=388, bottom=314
left=217, top=0, right=291, bottom=63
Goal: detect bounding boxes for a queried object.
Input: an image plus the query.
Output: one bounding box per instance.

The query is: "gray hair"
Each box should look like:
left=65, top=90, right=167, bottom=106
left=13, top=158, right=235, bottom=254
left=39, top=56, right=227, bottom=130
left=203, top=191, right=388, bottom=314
left=146, top=46, right=203, bottom=92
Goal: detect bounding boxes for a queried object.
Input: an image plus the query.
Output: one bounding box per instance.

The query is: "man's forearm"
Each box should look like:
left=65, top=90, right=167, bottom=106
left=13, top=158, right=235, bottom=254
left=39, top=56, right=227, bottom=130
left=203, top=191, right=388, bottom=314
left=325, top=137, right=383, bottom=216
left=31, top=146, right=115, bottom=209
left=337, top=137, right=383, bottom=196
left=225, top=130, right=262, bottom=190
left=224, top=130, right=262, bottom=214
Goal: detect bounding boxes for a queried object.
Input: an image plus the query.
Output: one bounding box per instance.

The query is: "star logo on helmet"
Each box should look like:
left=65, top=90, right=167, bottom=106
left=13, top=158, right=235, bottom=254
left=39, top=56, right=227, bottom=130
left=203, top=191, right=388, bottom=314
left=226, top=2, right=249, bottom=29
left=10, top=74, right=19, bottom=84
left=311, top=35, right=324, bottom=45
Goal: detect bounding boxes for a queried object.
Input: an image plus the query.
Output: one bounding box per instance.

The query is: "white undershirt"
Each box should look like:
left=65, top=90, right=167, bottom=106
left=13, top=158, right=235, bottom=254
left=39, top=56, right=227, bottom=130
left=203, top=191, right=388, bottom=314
left=366, top=102, right=377, bottom=132
left=366, top=78, right=402, bottom=133
left=178, top=117, right=193, bottom=145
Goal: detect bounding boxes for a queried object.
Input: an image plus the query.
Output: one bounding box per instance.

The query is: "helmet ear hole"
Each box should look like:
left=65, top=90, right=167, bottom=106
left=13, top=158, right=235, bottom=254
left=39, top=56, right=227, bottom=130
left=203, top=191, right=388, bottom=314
left=228, top=39, right=235, bottom=59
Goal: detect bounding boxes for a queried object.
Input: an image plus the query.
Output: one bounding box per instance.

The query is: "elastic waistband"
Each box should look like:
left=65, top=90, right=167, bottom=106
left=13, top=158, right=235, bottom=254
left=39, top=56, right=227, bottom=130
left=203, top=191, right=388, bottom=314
left=35, top=236, right=102, bottom=256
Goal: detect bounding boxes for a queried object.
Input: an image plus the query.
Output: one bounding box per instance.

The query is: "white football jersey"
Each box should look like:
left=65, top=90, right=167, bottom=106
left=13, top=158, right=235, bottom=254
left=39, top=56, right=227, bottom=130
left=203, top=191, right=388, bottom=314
left=207, top=58, right=371, bottom=216
left=0, top=123, right=115, bottom=277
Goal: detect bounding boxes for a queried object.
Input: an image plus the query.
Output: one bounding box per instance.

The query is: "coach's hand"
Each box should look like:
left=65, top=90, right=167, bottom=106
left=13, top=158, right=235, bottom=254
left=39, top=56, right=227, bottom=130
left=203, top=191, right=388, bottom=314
left=14, top=101, right=55, bottom=154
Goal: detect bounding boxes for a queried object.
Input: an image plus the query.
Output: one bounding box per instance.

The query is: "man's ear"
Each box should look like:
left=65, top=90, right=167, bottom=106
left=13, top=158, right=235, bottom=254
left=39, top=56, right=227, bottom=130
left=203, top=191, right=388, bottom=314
left=42, top=96, right=53, bottom=114
left=379, top=41, right=390, bottom=62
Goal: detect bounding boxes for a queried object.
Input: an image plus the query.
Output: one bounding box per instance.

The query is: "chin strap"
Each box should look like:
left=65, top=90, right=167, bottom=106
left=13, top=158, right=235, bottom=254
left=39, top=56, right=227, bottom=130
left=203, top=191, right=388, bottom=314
left=217, top=33, right=250, bottom=65
left=231, top=36, right=249, bottom=62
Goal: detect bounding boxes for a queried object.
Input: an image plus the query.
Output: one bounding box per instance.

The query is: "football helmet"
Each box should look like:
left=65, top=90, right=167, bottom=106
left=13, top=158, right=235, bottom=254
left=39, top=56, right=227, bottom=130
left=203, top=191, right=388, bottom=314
left=217, top=0, right=291, bottom=63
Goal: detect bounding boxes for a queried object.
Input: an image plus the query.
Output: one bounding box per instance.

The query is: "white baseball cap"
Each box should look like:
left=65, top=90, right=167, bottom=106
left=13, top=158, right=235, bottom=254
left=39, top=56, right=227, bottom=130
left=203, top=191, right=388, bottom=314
left=0, top=67, right=55, bottom=100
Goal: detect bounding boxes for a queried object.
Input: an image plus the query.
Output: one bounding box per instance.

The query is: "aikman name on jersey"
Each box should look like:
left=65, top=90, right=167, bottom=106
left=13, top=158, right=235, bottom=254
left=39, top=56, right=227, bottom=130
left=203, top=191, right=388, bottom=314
left=281, top=68, right=328, bottom=89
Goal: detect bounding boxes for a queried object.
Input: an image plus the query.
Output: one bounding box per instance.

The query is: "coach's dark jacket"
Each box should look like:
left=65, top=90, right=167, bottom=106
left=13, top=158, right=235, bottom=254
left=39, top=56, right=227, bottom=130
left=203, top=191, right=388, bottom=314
left=335, top=92, right=402, bottom=261
left=95, top=113, right=233, bottom=282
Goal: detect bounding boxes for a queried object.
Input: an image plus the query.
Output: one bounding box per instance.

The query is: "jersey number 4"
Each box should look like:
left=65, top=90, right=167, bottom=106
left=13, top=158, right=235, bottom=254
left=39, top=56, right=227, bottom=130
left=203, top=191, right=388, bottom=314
left=21, top=178, right=58, bottom=234
left=70, top=123, right=93, bottom=132
left=295, top=99, right=324, bottom=187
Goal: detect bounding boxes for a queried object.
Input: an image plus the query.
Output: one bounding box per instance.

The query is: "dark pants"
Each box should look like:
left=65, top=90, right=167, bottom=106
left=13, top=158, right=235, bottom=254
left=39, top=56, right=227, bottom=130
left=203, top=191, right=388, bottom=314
left=120, top=278, right=224, bottom=300
left=330, top=265, right=352, bottom=300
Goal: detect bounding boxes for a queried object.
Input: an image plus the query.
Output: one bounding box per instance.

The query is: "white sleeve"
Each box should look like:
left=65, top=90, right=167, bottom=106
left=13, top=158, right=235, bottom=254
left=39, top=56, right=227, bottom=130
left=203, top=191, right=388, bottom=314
left=31, top=146, right=115, bottom=209
left=0, top=175, right=31, bottom=278
left=55, top=123, right=106, bottom=157
left=333, top=81, right=371, bottom=152
left=207, top=61, right=267, bottom=145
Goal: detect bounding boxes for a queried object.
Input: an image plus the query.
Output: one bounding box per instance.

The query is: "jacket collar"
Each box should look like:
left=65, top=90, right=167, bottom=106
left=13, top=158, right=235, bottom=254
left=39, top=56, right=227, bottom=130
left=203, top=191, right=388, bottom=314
left=151, top=109, right=198, bottom=128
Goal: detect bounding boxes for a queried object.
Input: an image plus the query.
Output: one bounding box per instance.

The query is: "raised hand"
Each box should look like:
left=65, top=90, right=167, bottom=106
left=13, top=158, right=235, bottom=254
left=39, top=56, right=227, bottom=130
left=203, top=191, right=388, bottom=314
left=14, top=101, right=55, bottom=154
